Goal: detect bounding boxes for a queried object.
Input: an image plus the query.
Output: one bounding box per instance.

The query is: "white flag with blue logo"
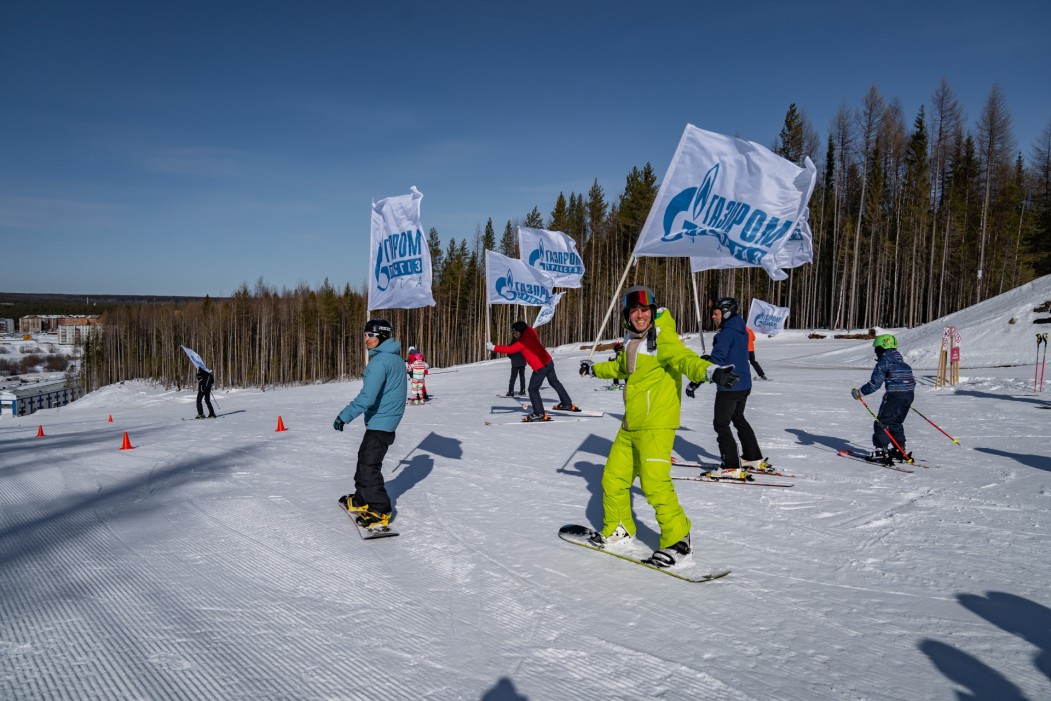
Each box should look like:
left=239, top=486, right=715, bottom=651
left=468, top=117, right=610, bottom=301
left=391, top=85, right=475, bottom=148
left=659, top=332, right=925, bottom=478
left=533, top=292, right=565, bottom=329
left=485, top=251, right=556, bottom=306
left=180, top=345, right=211, bottom=373
left=518, top=227, right=585, bottom=288
left=692, top=208, right=813, bottom=273
left=746, top=299, right=790, bottom=336
left=634, top=124, right=817, bottom=281
left=368, top=186, right=436, bottom=310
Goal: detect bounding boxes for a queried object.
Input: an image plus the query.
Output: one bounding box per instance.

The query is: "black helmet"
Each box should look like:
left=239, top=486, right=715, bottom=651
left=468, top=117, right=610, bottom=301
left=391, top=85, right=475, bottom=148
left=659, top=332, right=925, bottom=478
left=622, top=285, right=657, bottom=322
left=364, top=318, right=392, bottom=341
left=714, top=296, right=739, bottom=320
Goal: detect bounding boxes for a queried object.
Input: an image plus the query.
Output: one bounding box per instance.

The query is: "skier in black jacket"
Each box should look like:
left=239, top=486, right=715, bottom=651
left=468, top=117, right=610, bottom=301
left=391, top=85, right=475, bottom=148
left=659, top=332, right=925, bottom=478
left=195, top=368, right=217, bottom=419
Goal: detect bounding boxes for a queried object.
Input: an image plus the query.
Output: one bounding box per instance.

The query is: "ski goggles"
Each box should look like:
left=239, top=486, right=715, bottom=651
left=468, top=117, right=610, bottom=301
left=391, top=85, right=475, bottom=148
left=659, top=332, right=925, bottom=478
left=623, top=288, right=654, bottom=310
left=364, top=332, right=382, bottom=339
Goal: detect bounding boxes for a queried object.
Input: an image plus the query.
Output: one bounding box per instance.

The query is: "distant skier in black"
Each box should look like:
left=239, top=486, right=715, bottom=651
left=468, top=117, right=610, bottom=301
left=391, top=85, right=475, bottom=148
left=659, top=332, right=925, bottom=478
left=195, top=368, right=217, bottom=419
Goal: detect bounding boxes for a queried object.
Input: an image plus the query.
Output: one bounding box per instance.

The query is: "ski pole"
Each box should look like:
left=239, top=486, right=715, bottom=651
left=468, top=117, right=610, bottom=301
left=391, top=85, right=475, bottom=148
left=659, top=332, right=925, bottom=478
left=1037, top=334, right=1044, bottom=393
left=855, top=394, right=913, bottom=463
left=1040, top=333, right=1048, bottom=392
left=909, top=405, right=960, bottom=445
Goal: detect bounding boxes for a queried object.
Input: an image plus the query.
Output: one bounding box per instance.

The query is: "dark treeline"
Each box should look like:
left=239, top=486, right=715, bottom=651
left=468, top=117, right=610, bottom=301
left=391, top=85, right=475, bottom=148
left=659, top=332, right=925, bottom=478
left=82, top=81, right=1051, bottom=391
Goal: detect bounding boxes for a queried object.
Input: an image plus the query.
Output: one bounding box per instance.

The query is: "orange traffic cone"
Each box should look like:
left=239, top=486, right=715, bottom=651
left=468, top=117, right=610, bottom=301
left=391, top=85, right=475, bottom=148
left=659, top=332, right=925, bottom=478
left=275, top=416, right=287, bottom=432
left=119, top=432, right=135, bottom=450
left=36, top=425, right=45, bottom=437
left=108, top=415, right=114, bottom=423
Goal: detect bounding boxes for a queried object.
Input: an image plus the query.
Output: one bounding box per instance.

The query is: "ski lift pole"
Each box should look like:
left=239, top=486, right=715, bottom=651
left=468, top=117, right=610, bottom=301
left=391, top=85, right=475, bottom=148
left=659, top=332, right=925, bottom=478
left=909, top=405, right=959, bottom=445
left=855, top=394, right=913, bottom=463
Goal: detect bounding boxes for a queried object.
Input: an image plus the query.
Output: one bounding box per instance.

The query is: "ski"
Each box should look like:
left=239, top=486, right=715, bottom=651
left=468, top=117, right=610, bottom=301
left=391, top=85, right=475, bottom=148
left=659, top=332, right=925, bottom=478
left=836, top=450, right=915, bottom=473
left=338, top=498, right=398, bottom=540
left=594, top=385, right=624, bottom=391
left=670, top=457, right=796, bottom=478
left=519, top=404, right=604, bottom=417
left=671, top=474, right=793, bottom=487
left=484, top=417, right=586, bottom=426
left=558, top=525, right=731, bottom=583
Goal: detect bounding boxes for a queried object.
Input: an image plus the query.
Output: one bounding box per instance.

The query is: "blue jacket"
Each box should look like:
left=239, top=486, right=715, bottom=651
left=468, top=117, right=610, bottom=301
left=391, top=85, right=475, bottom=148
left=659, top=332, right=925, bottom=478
left=860, top=348, right=915, bottom=395
left=710, top=314, right=752, bottom=392
left=337, top=338, right=407, bottom=431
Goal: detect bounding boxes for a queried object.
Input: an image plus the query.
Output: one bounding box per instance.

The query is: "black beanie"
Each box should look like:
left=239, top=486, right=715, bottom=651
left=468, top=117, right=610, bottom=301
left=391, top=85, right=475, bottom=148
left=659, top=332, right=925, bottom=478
left=511, top=320, right=528, bottom=333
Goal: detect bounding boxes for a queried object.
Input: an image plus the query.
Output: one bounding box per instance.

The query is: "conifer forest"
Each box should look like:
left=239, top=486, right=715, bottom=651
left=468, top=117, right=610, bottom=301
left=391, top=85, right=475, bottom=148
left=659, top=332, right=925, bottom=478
left=81, top=82, right=1051, bottom=391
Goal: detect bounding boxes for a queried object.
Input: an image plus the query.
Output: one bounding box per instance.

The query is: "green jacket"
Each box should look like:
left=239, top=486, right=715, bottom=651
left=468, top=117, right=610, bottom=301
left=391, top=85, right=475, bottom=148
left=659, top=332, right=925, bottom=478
left=593, top=309, right=713, bottom=431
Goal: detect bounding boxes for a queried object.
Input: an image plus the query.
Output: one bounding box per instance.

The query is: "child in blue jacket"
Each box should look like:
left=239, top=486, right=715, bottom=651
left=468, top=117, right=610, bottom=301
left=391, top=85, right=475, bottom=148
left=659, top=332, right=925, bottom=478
left=852, top=334, right=916, bottom=460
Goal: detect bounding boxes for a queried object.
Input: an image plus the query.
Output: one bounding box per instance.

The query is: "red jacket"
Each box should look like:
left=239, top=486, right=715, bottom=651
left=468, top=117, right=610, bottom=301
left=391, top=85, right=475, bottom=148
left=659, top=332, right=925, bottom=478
left=493, top=326, right=552, bottom=370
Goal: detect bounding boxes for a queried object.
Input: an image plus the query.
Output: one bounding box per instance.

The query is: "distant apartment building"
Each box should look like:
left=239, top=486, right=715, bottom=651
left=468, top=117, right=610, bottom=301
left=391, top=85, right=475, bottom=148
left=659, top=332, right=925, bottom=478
left=19, top=314, right=101, bottom=342
left=0, top=318, right=15, bottom=333
left=57, top=316, right=102, bottom=344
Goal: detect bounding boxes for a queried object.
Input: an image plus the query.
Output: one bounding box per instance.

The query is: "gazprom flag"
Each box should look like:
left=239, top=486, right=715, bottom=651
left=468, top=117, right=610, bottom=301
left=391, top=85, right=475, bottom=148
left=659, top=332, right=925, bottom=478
left=368, top=186, right=436, bottom=310
left=747, top=299, right=790, bottom=336
left=634, top=124, right=817, bottom=281
left=485, top=250, right=555, bottom=306
left=692, top=208, right=813, bottom=273
left=533, top=292, right=565, bottom=329
left=180, top=345, right=211, bottom=373
left=518, top=227, right=585, bottom=288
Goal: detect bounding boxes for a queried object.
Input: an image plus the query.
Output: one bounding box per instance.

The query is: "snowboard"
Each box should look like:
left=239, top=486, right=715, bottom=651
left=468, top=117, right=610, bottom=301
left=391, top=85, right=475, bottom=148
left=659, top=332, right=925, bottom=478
left=558, top=525, right=731, bottom=583
left=484, top=417, right=586, bottom=426
left=338, top=498, right=399, bottom=540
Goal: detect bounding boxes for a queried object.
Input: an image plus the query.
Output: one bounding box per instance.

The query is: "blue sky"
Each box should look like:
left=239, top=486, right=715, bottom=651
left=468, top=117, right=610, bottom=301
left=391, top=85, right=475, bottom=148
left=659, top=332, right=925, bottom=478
left=2, top=1, right=1048, bottom=297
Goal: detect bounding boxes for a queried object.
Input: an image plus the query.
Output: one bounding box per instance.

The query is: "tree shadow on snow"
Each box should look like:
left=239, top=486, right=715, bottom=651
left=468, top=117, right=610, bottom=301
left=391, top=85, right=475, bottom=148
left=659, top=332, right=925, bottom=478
left=0, top=444, right=261, bottom=570
left=973, top=447, right=1051, bottom=473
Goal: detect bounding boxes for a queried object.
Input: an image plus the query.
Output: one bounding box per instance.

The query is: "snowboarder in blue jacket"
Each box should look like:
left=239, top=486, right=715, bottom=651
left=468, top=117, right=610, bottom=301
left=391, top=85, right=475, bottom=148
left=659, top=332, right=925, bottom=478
left=333, top=318, right=407, bottom=529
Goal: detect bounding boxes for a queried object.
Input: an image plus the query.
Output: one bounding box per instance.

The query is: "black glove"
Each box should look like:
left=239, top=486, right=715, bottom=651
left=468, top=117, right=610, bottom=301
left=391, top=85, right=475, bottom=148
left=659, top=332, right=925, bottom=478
left=685, top=381, right=700, bottom=398
left=851, top=387, right=862, bottom=400
left=710, top=366, right=739, bottom=389
left=333, top=417, right=345, bottom=432
left=579, top=360, right=595, bottom=377
left=701, top=354, right=712, bottom=362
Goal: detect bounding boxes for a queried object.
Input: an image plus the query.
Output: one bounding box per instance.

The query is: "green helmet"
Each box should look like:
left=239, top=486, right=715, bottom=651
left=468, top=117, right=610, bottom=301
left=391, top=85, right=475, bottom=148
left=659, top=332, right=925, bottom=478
left=873, top=334, right=897, bottom=350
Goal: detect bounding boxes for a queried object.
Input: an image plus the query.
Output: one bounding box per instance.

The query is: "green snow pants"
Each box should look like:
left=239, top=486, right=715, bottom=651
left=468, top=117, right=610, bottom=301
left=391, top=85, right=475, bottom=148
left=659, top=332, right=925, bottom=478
left=601, top=427, right=691, bottom=548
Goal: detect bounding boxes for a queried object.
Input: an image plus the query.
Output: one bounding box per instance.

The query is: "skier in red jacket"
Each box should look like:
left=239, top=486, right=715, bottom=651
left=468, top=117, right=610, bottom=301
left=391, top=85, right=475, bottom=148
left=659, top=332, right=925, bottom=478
left=488, top=320, right=576, bottom=421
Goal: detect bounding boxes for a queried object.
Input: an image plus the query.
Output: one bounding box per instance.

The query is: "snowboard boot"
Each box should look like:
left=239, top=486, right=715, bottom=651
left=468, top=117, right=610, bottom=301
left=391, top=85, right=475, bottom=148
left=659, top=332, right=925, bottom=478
left=338, top=494, right=369, bottom=514
left=522, top=412, right=550, bottom=422
left=646, top=533, right=692, bottom=568
left=588, top=524, right=632, bottom=549
left=356, top=510, right=392, bottom=530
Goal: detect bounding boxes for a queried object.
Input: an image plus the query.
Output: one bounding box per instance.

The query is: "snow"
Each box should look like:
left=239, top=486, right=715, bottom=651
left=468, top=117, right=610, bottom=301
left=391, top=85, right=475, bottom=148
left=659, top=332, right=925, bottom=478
left=3, top=280, right=1051, bottom=700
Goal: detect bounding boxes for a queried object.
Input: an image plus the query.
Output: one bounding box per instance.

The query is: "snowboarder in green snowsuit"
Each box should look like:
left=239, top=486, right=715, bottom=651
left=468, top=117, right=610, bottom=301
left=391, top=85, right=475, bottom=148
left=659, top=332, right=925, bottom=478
left=579, top=285, right=739, bottom=567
